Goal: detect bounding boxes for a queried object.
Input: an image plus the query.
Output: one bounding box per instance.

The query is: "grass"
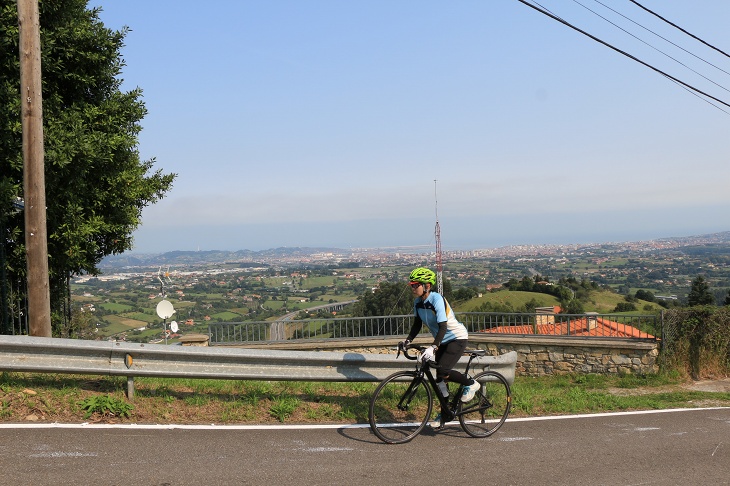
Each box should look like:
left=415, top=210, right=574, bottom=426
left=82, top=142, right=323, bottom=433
left=97, top=302, right=135, bottom=312
left=458, top=291, right=560, bottom=312
left=456, top=288, right=664, bottom=314
left=0, top=371, right=728, bottom=425
left=78, top=395, right=134, bottom=419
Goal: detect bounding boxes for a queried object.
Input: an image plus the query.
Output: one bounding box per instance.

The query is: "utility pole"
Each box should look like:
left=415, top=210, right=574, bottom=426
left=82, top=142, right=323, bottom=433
left=434, top=180, right=443, bottom=296
left=18, top=0, right=51, bottom=337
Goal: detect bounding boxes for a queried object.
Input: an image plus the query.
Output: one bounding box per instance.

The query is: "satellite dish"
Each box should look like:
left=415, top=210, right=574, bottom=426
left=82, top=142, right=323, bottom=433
left=170, top=321, right=179, bottom=333
left=156, top=299, right=175, bottom=319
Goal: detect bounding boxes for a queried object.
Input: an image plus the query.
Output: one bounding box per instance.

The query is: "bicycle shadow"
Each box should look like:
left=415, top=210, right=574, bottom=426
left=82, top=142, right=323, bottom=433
left=336, top=426, right=384, bottom=444
left=336, top=423, right=464, bottom=444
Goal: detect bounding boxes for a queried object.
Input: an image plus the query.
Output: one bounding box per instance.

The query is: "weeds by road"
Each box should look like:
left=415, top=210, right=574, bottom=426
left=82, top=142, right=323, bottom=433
left=1, top=372, right=729, bottom=425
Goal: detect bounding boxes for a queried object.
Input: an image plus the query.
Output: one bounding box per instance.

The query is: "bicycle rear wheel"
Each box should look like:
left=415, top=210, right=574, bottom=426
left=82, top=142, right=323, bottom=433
left=458, top=370, right=511, bottom=438
left=369, top=371, right=433, bottom=444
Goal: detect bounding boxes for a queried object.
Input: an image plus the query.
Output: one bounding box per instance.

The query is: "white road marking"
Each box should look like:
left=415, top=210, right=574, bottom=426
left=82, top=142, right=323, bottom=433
left=0, top=407, right=726, bottom=430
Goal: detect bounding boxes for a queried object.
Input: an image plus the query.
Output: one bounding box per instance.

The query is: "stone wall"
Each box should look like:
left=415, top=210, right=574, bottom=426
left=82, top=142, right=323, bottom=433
left=470, top=337, right=660, bottom=376
left=231, top=335, right=661, bottom=376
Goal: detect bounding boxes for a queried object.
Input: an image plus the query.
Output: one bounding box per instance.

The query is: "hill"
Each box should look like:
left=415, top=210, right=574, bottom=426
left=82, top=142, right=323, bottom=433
left=456, top=289, right=663, bottom=314
left=456, top=290, right=560, bottom=312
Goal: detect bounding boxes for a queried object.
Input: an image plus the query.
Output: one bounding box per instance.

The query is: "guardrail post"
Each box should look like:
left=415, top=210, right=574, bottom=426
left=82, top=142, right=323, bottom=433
left=127, top=376, right=135, bottom=401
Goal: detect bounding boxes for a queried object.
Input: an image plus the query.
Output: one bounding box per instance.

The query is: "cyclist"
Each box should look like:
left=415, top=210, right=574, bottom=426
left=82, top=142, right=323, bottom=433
left=400, top=267, right=480, bottom=427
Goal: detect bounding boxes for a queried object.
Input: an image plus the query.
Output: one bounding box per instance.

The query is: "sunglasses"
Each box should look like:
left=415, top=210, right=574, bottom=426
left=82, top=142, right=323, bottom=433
left=410, top=283, right=422, bottom=289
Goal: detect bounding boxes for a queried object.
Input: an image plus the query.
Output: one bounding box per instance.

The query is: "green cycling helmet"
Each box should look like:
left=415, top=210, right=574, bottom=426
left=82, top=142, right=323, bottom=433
left=409, top=267, right=436, bottom=285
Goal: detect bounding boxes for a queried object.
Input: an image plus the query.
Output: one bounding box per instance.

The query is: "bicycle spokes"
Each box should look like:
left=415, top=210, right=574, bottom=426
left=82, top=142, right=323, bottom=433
left=369, top=371, right=433, bottom=444
left=458, top=371, right=511, bottom=438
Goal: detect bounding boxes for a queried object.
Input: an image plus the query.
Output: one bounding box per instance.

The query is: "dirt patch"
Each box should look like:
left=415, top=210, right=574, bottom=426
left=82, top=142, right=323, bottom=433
left=608, top=378, right=730, bottom=396
left=683, top=378, right=730, bottom=393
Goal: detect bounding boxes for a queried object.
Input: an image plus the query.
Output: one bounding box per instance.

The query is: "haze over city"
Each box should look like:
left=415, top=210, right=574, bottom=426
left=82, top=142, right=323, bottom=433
left=90, top=1, right=730, bottom=253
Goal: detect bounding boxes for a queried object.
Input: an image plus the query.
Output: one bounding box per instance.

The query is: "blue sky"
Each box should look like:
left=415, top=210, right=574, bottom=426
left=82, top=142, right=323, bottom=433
left=89, top=1, right=730, bottom=253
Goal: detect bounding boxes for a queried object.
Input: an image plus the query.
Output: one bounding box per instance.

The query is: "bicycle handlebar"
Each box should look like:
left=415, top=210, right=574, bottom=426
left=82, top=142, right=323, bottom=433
left=397, top=343, right=429, bottom=362
left=397, top=342, right=415, bottom=360
left=397, top=342, right=485, bottom=364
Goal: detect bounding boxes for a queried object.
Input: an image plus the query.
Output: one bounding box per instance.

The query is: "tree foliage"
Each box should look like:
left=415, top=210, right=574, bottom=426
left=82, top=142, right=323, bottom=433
left=663, top=307, right=730, bottom=378
left=503, top=274, right=595, bottom=312
left=451, top=286, right=480, bottom=302
left=353, top=281, right=412, bottom=317
left=1, top=0, right=175, bottom=331
left=687, top=276, right=715, bottom=306
left=635, top=289, right=655, bottom=302
left=613, top=302, right=637, bottom=313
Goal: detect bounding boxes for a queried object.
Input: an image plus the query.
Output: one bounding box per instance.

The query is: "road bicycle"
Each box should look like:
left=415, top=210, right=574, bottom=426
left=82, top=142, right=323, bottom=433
left=368, top=343, right=512, bottom=444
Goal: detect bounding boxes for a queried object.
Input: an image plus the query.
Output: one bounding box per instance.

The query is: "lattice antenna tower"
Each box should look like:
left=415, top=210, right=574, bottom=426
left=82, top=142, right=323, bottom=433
left=434, top=180, right=443, bottom=295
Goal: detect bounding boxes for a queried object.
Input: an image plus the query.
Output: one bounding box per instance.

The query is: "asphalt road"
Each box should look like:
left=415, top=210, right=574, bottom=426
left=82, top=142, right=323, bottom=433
left=1, top=408, right=728, bottom=486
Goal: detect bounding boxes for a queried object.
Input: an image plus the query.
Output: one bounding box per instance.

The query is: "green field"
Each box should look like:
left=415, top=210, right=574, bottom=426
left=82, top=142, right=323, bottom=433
left=263, top=300, right=287, bottom=311
left=96, top=315, right=148, bottom=337
left=98, top=302, right=134, bottom=312
left=123, top=312, right=159, bottom=324
left=458, top=290, right=560, bottom=312
left=582, top=292, right=663, bottom=314
left=209, top=311, right=243, bottom=321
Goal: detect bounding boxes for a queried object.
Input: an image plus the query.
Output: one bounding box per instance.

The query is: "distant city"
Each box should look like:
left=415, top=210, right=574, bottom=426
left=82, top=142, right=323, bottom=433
left=100, top=230, right=730, bottom=270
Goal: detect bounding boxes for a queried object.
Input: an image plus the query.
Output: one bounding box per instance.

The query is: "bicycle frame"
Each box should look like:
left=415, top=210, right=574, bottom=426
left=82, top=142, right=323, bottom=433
left=401, top=346, right=482, bottom=422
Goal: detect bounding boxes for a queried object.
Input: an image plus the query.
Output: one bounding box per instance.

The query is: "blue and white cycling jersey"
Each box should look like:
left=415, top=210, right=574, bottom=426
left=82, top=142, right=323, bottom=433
left=414, top=291, right=468, bottom=344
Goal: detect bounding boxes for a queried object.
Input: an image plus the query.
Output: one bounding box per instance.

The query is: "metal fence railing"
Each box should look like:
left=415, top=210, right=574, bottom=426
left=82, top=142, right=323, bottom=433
left=460, top=312, right=659, bottom=339
left=208, top=312, right=660, bottom=345
left=208, top=314, right=415, bottom=344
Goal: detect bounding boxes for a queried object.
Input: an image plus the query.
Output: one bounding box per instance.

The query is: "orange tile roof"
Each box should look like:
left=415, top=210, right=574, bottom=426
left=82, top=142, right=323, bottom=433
left=480, top=316, right=654, bottom=339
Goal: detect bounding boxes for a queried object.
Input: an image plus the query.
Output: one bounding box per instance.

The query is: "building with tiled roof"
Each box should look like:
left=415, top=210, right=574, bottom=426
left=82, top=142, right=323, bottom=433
left=480, top=307, right=655, bottom=339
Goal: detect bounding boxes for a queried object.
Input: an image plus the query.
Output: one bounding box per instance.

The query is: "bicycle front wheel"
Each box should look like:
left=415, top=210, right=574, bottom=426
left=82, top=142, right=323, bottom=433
left=369, top=371, right=433, bottom=444
left=458, top=370, right=511, bottom=438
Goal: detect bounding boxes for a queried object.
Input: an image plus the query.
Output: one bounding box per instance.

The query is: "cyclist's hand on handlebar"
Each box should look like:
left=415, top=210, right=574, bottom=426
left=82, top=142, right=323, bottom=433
left=419, top=344, right=437, bottom=363
left=396, top=339, right=410, bottom=359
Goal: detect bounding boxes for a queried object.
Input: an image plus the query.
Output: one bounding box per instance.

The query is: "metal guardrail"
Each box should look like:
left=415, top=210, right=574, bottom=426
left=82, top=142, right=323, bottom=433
left=0, top=335, right=517, bottom=399
left=208, top=312, right=660, bottom=345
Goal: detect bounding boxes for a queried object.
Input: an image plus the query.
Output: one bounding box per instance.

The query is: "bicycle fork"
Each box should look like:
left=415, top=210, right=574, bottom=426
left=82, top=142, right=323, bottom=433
left=397, top=373, right=426, bottom=411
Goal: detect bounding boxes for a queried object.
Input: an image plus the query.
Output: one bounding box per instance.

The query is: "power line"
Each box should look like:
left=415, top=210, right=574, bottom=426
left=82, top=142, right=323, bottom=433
left=591, top=0, right=730, bottom=77
left=629, top=0, right=730, bottom=59
left=572, top=0, right=730, bottom=94
left=434, top=180, right=443, bottom=296
left=664, top=76, right=730, bottom=116
left=514, top=0, right=730, bottom=113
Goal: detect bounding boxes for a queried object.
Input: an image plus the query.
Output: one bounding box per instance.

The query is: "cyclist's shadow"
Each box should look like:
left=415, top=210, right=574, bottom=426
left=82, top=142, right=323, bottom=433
left=336, top=352, right=379, bottom=380
left=335, top=352, right=391, bottom=444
